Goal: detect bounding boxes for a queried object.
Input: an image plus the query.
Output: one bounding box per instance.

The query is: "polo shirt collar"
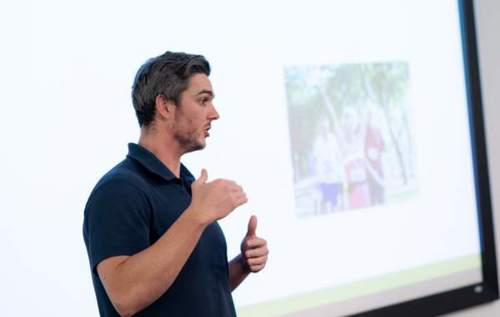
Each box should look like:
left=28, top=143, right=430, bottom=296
left=127, top=143, right=193, bottom=182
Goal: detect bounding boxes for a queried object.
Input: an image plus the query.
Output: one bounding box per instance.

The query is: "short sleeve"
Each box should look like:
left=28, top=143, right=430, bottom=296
left=84, top=180, right=151, bottom=273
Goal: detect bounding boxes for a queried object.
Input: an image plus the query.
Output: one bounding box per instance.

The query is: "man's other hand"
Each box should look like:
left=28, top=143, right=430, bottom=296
left=240, top=215, right=268, bottom=273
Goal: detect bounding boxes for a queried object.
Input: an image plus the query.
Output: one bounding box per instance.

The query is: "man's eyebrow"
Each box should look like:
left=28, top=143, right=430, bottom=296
left=196, top=89, right=214, bottom=97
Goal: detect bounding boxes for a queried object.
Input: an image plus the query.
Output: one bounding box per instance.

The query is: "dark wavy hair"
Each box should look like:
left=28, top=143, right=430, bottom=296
left=131, top=51, right=211, bottom=127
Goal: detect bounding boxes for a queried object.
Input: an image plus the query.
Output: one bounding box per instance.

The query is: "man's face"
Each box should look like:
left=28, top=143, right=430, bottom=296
left=172, top=73, right=219, bottom=153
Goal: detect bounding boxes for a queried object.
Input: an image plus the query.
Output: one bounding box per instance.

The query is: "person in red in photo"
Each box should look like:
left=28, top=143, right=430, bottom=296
left=364, top=110, right=386, bottom=205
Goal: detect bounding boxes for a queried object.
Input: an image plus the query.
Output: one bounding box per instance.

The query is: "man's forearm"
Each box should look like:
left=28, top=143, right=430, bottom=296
left=100, top=207, right=208, bottom=316
left=228, top=254, right=250, bottom=291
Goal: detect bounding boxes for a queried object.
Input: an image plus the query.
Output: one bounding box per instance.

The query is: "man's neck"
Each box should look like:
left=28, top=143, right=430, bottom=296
left=138, top=127, right=183, bottom=178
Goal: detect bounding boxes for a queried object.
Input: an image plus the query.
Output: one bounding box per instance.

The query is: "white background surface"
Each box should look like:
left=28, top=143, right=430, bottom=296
left=0, top=0, right=498, bottom=316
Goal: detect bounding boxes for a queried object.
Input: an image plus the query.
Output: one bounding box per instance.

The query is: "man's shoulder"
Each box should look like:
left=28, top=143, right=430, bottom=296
left=83, top=159, right=154, bottom=223
left=90, top=159, right=149, bottom=198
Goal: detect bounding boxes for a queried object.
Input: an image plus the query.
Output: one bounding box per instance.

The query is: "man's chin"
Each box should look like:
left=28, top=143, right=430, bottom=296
left=176, top=134, right=206, bottom=154
left=197, top=142, right=206, bottom=150
left=185, top=141, right=206, bottom=153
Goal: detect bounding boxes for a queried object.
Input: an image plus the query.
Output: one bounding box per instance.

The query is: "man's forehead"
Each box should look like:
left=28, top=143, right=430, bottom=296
left=187, top=73, right=214, bottom=95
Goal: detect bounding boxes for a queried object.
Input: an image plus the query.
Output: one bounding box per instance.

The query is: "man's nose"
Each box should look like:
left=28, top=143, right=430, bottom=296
left=209, top=104, right=220, bottom=120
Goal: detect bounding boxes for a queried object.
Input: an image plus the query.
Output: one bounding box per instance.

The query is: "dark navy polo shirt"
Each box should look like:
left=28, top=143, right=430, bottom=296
left=83, top=143, right=236, bottom=317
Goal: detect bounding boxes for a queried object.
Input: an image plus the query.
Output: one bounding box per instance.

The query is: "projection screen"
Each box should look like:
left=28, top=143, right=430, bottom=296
left=2, top=0, right=496, bottom=316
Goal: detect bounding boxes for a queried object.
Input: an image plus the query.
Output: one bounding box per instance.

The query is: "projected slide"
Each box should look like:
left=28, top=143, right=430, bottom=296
left=201, top=1, right=483, bottom=316
left=230, top=51, right=481, bottom=316
left=284, top=62, right=417, bottom=217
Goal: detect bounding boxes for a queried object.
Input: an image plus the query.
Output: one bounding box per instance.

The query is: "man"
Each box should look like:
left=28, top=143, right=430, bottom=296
left=83, top=51, right=269, bottom=317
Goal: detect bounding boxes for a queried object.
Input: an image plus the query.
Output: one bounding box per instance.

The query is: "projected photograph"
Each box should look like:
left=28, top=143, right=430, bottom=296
left=285, top=62, right=417, bottom=217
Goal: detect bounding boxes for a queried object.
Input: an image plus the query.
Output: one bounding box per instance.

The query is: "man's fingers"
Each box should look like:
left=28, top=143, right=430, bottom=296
left=232, top=192, right=248, bottom=206
left=245, top=246, right=268, bottom=258
left=247, top=256, right=267, bottom=266
left=237, top=197, right=248, bottom=207
left=244, top=237, right=267, bottom=249
left=249, top=263, right=266, bottom=272
left=230, top=185, right=245, bottom=196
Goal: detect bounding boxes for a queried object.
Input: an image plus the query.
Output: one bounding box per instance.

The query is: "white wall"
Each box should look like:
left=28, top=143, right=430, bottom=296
left=446, top=0, right=500, bottom=316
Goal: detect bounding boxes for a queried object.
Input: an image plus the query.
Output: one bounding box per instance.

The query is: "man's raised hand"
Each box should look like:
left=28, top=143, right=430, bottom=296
left=190, top=169, right=248, bottom=224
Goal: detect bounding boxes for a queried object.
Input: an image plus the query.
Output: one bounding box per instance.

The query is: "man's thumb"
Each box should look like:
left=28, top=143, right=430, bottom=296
left=197, top=168, right=208, bottom=183
left=246, top=215, right=257, bottom=237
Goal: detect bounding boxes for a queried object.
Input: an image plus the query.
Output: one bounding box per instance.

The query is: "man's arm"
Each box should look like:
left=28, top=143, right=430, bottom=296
left=228, top=215, right=269, bottom=291
left=228, top=254, right=250, bottom=291
left=97, top=170, right=247, bottom=317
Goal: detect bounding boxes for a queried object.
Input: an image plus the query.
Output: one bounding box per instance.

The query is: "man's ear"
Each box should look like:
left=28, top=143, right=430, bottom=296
left=155, top=95, right=176, bottom=121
